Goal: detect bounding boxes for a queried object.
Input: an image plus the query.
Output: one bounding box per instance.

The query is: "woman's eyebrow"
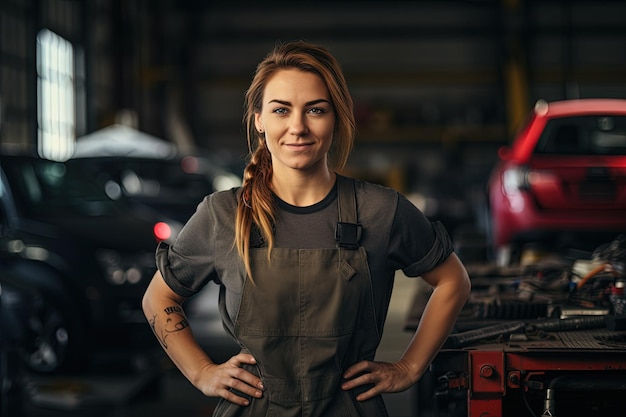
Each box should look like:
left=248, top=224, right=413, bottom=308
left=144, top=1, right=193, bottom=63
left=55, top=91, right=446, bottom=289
left=306, top=99, right=331, bottom=106
left=267, top=98, right=331, bottom=106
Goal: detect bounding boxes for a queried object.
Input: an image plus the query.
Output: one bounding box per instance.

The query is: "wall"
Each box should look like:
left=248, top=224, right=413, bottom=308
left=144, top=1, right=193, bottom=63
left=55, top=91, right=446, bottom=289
left=1, top=0, right=625, bottom=188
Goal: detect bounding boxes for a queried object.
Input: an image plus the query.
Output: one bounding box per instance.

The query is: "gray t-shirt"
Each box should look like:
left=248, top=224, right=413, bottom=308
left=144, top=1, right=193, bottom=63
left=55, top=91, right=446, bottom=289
left=157, top=176, right=453, bottom=337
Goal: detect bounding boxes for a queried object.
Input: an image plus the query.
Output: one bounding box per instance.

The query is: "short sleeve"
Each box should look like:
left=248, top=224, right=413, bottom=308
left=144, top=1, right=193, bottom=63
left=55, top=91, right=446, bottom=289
left=155, top=196, right=218, bottom=297
left=388, top=194, right=454, bottom=277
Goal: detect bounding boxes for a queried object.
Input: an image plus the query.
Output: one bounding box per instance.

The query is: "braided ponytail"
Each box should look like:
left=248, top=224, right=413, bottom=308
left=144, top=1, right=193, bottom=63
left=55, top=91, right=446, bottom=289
left=236, top=138, right=275, bottom=279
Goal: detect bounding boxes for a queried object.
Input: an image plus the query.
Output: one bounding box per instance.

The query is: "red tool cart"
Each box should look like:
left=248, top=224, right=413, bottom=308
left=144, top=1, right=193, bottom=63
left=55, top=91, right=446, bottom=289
left=407, top=238, right=626, bottom=417
left=415, top=327, right=626, bottom=417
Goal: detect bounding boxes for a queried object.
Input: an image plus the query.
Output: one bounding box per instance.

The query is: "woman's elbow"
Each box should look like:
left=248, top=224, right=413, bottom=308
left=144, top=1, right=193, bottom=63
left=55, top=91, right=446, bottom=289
left=141, top=270, right=164, bottom=318
left=440, top=253, right=472, bottom=302
left=459, top=270, right=471, bottom=302
left=453, top=255, right=472, bottom=300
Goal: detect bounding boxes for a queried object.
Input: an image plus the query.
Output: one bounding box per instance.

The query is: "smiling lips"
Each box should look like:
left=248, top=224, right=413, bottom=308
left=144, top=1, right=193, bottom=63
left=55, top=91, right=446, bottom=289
left=284, top=142, right=314, bottom=150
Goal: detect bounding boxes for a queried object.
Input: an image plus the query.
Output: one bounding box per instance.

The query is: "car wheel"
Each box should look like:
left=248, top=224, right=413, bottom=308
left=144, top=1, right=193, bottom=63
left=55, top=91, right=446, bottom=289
left=20, top=295, right=74, bottom=373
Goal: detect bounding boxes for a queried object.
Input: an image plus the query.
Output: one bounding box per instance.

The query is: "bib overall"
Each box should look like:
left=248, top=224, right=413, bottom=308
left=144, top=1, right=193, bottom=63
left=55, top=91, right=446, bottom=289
left=213, top=176, right=389, bottom=417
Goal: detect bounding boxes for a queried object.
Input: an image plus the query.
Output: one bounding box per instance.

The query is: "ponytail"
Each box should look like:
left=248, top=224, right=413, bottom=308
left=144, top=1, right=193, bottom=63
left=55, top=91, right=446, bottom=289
left=235, top=139, right=275, bottom=280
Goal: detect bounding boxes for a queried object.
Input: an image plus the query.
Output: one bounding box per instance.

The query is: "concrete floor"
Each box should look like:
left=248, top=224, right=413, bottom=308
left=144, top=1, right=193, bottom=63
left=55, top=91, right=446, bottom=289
left=20, top=272, right=420, bottom=417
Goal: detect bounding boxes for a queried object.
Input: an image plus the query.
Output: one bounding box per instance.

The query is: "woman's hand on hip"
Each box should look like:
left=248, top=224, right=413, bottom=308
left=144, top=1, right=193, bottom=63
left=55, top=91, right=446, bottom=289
left=340, top=359, right=418, bottom=401
left=196, top=353, right=264, bottom=406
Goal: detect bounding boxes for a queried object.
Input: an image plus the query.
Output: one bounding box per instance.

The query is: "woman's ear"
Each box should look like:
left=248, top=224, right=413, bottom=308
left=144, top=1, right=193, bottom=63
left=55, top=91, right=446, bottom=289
left=254, top=113, right=264, bottom=133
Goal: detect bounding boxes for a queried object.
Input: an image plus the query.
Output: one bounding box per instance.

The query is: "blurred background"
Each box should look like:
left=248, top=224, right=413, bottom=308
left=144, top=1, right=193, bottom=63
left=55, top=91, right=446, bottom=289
left=2, top=0, right=626, bottom=230
left=2, top=1, right=626, bottom=416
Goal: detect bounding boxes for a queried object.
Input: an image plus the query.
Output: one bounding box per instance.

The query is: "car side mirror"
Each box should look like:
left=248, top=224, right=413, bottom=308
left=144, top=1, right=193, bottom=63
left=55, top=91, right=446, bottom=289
left=497, top=145, right=512, bottom=161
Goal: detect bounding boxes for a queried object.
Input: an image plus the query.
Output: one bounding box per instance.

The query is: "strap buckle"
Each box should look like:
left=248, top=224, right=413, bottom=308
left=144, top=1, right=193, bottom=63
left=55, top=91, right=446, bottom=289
left=335, top=222, right=362, bottom=250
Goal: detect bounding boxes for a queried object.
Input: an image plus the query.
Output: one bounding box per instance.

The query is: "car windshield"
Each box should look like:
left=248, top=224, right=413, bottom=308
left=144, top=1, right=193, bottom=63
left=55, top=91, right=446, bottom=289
left=2, top=158, right=122, bottom=218
left=76, top=157, right=215, bottom=200
left=535, top=115, right=626, bottom=155
left=67, top=156, right=221, bottom=222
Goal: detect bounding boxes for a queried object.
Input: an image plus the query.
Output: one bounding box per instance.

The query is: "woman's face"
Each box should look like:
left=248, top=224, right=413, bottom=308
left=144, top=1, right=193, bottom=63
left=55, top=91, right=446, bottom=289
left=255, top=69, right=335, bottom=176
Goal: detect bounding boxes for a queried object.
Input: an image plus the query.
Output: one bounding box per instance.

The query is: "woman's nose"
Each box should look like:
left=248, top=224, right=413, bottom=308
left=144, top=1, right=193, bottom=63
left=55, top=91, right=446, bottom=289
left=288, top=114, right=308, bottom=136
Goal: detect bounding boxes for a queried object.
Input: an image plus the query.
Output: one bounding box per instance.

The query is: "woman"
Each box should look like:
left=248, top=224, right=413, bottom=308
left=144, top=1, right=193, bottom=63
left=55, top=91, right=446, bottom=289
left=142, top=40, right=471, bottom=416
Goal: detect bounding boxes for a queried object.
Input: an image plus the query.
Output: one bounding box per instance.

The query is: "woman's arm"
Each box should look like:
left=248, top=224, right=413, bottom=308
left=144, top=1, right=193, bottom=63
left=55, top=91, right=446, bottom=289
left=142, top=270, right=264, bottom=406
left=341, top=253, right=470, bottom=400
left=398, top=252, right=471, bottom=377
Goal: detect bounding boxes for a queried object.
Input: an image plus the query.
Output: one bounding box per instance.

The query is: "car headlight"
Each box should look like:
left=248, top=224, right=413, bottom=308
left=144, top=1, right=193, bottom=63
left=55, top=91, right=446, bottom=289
left=502, top=165, right=530, bottom=195
left=96, top=249, right=153, bottom=286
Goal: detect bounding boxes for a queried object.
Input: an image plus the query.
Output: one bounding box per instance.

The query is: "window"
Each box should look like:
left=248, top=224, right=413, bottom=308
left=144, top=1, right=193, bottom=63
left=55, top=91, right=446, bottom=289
left=536, top=116, right=626, bottom=156
left=36, top=29, right=75, bottom=162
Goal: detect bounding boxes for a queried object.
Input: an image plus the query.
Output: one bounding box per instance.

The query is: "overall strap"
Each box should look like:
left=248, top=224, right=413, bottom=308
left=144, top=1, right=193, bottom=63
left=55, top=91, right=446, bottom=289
left=335, top=175, right=362, bottom=250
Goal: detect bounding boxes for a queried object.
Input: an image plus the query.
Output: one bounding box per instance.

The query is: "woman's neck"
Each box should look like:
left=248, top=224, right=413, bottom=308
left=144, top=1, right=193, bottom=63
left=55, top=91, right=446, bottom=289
left=271, top=169, right=336, bottom=207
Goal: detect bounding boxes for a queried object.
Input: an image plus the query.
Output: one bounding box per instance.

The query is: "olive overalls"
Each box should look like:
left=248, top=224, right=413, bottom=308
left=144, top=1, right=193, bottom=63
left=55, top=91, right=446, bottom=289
left=213, top=176, right=389, bottom=417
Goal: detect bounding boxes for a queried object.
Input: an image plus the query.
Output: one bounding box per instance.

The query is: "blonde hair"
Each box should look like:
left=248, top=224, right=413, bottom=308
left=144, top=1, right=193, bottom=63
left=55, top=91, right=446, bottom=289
left=236, top=40, right=356, bottom=278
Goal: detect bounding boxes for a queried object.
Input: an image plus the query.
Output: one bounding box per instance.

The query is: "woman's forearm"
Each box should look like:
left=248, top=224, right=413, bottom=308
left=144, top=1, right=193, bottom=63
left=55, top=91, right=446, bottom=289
left=399, top=255, right=470, bottom=381
left=142, top=271, right=216, bottom=386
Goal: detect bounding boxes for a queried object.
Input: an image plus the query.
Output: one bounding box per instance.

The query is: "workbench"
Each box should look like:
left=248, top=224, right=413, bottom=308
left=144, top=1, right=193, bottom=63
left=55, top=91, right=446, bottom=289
left=407, top=262, right=626, bottom=417
left=415, top=328, right=626, bottom=417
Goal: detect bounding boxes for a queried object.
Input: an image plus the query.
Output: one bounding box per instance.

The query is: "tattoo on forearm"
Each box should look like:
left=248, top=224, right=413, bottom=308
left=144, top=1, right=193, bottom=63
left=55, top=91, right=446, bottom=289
left=164, top=306, right=182, bottom=314
left=149, top=305, right=189, bottom=349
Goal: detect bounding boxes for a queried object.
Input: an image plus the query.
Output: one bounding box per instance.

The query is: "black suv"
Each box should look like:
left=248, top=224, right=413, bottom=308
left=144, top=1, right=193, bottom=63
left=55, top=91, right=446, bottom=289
left=0, top=155, right=182, bottom=373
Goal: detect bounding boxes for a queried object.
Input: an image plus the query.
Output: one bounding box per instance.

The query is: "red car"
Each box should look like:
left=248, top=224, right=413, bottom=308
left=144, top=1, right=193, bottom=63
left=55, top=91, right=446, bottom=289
left=487, top=98, right=626, bottom=265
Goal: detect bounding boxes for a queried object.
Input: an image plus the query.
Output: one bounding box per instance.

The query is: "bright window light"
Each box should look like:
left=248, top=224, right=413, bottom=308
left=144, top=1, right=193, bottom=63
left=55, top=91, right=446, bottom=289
left=37, top=29, right=75, bottom=162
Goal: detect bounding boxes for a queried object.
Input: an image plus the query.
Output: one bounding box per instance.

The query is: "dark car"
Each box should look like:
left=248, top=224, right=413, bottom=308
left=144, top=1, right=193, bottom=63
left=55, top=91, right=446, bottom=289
left=486, top=98, right=626, bottom=265
left=0, top=154, right=182, bottom=373
left=1, top=269, right=43, bottom=415
left=70, top=124, right=242, bottom=223
left=69, top=154, right=242, bottom=223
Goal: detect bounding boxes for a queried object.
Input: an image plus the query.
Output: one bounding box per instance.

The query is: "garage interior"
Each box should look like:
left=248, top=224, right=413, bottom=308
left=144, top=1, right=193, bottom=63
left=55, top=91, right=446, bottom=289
left=2, top=1, right=626, bottom=416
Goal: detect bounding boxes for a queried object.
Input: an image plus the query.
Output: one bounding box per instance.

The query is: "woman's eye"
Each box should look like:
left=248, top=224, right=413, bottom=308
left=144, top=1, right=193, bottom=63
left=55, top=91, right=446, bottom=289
left=272, top=107, right=288, bottom=114
left=308, top=107, right=325, bottom=115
